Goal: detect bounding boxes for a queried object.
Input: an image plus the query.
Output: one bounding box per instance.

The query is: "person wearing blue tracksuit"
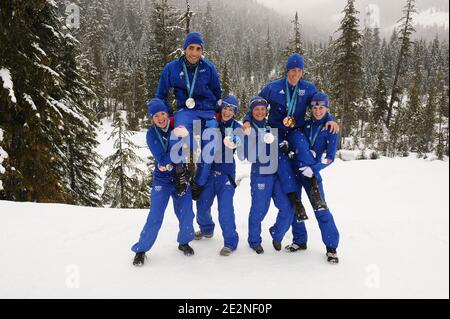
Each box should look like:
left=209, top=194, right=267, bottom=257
left=131, top=98, right=195, bottom=266
left=245, top=96, right=296, bottom=254
left=156, top=32, right=222, bottom=201
left=194, top=96, right=242, bottom=256
left=282, top=92, right=341, bottom=264
left=242, top=53, right=339, bottom=212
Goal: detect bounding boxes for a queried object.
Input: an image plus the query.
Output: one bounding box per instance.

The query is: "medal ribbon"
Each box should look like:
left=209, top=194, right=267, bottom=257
left=309, top=124, right=324, bottom=149
left=286, top=79, right=299, bottom=117
left=155, top=127, right=169, bottom=153
left=182, top=62, right=199, bottom=100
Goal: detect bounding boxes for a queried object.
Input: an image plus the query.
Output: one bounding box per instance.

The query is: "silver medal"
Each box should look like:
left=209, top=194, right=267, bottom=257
left=264, top=132, right=275, bottom=144
left=186, top=98, right=196, bottom=109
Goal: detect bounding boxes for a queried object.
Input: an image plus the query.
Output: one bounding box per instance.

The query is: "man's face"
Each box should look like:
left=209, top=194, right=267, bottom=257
left=153, top=112, right=169, bottom=128
left=252, top=106, right=268, bottom=122
left=312, top=105, right=327, bottom=120
left=221, top=106, right=235, bottom=122
left=185, top=44, right=202, bottom=64
left=287, top=68, right=303, bottom=86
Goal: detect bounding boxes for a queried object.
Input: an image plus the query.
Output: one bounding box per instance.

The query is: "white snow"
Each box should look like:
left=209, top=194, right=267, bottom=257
left=31, top=42, right=47, bottom=57
left=0, top=128, right=7, bottom=190
left=23, top=93, right=38, bottom=112
left=34, top=63, right=60, bottom=78
left=0, top=68, right=17, bottom=103
left=0, top=150, right=448, bottom=298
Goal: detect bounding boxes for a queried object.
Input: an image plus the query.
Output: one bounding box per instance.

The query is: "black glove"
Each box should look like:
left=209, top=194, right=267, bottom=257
left=279, top=140, right=289, bottom=154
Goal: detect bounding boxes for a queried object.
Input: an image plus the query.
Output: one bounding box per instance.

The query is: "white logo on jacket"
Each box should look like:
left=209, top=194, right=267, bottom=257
left=155, top=186, right=163, bottom=192
left=257, top=183, right=266, bottom=191
left=279, top=89, right=285, bottom=95
left=299, top=90, right=306, bottom=96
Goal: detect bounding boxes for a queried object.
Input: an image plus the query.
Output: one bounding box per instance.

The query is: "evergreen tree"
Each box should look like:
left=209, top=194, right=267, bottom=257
left=144, top=0, right=183, bottom=98
left=263, top=26, right=274, bottom=79
left=0, top=127, right=7, bottom=193
left=101, top=113, right=144, bottom=208
left=221, top=62, right=232, bottom=97
left=180, top=0, right=194, bottom=35
left=58, top=31, right=102, bottom=207
left=0, top=0, right=100, bottom=203
left=279, top=12, right=304, bottom=77
left=134, top=156, right=155, bottom=209
left=419, top=82, right=437, bottom=154
left=331, top=0, right=363, bottom=142
left=373, top=68, right=389, bottom=125
left=435, top=68, right=449, bottom=159
left=404, top=61, right=423, bottom=153
left=386, top=0, right=416, bottom=128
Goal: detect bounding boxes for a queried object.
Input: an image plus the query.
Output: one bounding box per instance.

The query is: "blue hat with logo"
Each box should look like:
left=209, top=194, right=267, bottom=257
left=310, top=92, right=329, bottom=108
left=147, top=98, right=169, bottom=117
left=184, top=32, right=204, bottom=50
left=222, top=95, right=239, bottom=114
left=249, top=96, right=269, bottom=111
left=286, top=53, right=305, bottom=72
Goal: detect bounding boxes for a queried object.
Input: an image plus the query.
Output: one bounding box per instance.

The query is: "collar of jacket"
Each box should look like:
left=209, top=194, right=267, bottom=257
left=221, top=118, right=234, bottom=128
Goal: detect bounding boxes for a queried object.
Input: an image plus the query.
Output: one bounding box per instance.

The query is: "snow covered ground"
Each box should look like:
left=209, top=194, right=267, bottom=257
left=0, top=121, right=448, bottom=299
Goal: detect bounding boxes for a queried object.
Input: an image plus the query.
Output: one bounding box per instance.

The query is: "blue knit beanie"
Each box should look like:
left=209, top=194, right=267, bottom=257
left=222, top=95, right=239, bottom=114
left=249, top=96, right=269, bottom=111
left=147, top=98, right=169, bottom=118
left=183, top=32, right=204, bottom=50
left=310, top=92, right=329, bottom=108
left=286, top=53, right=305, bottom=72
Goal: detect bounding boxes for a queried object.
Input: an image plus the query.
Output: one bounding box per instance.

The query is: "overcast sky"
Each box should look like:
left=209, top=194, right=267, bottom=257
left=255, top=0, right=449, bottom=37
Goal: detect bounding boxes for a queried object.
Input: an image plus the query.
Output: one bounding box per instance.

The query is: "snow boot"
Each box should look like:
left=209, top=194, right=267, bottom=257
left=309, top=176, right=328, bottom=211
left=252, top=245, right=264, bottom=255
left=194, top=230, right=214, bottom=240
left=178, top=243, right=195, bottom=256
left=220, top=247, right=233, bottom=256
left=175, top=164, right=190, bottom=196
left=272, top=240, right=282, bottom=251
left=288, top=192, right=308, bottom=221
left=326, top=247, right=339, bottom=264
left=133, top=252, right=146, bottom=267
left=285, top=243, right=307, bottom=253
left=191, top=181, right=203, bottom=201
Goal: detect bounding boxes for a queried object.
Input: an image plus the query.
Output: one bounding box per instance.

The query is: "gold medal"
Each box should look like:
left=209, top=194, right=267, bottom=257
left=283, top=116, right=296, bottom=128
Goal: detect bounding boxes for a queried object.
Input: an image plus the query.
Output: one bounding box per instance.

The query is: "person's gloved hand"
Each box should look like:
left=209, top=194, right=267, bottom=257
left=299, top=166, right=314, bottom=178
left=173, top=126, right=189, bottom=137
left=241, top=121, right=251, bottom=135
left=224, top=135, right=241, bottom=149
left=205, top=119, right=219, bottom=129
left=279, top=140, right=289, bottom=154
